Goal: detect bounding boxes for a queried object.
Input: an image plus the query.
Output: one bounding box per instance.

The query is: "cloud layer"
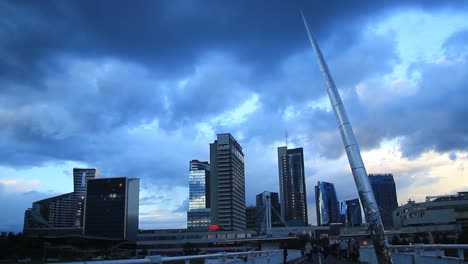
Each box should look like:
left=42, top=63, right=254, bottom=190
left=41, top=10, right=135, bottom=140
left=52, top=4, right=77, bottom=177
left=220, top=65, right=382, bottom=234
left=1, top=1, right=468, bottom=232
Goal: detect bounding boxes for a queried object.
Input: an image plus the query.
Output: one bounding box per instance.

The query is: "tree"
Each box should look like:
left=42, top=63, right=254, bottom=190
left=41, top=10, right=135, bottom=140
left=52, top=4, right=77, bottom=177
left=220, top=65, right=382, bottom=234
left=183, top=242, right=199, bottom=255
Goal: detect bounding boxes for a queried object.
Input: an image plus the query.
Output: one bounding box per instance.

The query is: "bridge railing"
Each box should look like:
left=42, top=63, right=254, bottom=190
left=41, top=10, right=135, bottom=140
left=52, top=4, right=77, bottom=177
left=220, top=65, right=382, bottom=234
left=147, top=249, right=302, bottom=264
left=359, top=244, right=468, bottom=264
left=57, top=249, right=302, bottom=264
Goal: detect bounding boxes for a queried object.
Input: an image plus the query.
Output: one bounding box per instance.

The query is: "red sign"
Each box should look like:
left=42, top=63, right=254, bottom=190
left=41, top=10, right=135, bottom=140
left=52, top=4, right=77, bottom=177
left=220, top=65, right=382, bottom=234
left=209, top=225, right=219, bottom=231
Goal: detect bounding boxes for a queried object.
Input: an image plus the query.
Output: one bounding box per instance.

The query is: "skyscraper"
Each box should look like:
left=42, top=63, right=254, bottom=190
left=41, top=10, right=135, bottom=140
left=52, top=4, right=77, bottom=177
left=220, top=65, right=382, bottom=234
left=369, top=174, right=398, bottom=228
left=343, top=198, right=363, bottom=227
left=256, top=191, right=283, bottom=229
left=73, top=168, right=99, bottom=227
left=245, top=206, right=257, bottom=230
left=83, top=177, right=140, bottom=241
left=73, top=168, right=99, bottom=198
left=187, top=160, right=211, bottom=230
left=315, top=181, right=340, bottom=226
left=278, top=146, right=308, bottom=226
left=210, top=133, right=246, bottom=230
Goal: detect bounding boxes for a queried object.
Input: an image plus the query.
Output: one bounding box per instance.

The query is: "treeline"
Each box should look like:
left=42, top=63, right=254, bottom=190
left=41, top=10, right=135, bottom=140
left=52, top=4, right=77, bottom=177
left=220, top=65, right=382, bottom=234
left=0, top=232, right=44, bottom=261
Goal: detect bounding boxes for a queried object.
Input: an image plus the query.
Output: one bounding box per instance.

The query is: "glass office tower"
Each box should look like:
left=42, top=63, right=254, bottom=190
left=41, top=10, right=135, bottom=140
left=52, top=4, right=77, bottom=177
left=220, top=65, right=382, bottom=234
left=278, top=147, right=308, bottom=226
left=187, top=160, right=211, bottom=230
left=315, top=181, right=340, bottom=226
left=84, top=177, right=140, bottom=241
left=368, top=173, right=398, bottom=228
left=210, top=133, right=246, bottom=230
left=344, top=198, right=363, bottom=226
left=73, top=168, right=99, bottom=227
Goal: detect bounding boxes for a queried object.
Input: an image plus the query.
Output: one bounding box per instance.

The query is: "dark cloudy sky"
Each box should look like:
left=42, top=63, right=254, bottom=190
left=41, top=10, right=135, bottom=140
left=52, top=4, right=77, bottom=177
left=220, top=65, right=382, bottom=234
left=1, top=0, right=468, bottom=232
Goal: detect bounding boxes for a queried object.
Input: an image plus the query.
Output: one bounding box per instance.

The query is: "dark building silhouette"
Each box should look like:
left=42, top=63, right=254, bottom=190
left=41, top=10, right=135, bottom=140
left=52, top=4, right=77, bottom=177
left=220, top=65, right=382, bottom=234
left=315, top=181, right=340, bottom=226
left=84, top=177, right=140, bottom=241
left=368, top=173, right=398, bottom=229
left=278, top=147, right=308, bottom=226
left=342, top=198, right=363, bottom=226
left=210, top=133, right=246, bottom=230
left=187, top=160, right=211, bottom=230
left=256, top=191, right=283, bottom=229
left=246, top=206, right=257, bottom=230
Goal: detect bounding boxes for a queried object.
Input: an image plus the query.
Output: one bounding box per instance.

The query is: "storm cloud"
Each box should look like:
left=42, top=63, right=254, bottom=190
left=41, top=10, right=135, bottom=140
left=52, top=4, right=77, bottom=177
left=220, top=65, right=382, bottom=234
left=1, top=0, right=468, bottom=232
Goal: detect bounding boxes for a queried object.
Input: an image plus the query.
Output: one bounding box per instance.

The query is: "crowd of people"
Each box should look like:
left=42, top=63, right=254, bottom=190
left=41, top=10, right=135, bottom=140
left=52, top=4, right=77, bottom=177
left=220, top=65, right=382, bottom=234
left=302, top=238, right=360, bottom=263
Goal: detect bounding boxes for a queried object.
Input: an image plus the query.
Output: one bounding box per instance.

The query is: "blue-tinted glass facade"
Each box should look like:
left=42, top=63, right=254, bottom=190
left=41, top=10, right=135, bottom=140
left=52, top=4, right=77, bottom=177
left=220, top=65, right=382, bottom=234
left=344, top=198, right=362, bottom=226
left=315, top=181, right=340, bottom=226
left=368, top=173, right=398, bottom=228
left=278, top=147, right=308, bottom=227
left=188, top=160, right=211, bottom=230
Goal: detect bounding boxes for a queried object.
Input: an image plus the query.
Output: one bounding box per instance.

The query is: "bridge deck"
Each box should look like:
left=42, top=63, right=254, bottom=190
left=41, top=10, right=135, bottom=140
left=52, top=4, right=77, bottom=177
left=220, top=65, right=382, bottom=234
left=288, top=253, right=357, bottom=264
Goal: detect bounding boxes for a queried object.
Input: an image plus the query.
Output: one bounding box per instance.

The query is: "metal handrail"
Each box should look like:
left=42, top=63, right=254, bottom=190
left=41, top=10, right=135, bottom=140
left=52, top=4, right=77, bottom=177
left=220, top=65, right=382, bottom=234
left=360, top=244, right=467, bottom=263
left=146, top=250, right=283, bottom=263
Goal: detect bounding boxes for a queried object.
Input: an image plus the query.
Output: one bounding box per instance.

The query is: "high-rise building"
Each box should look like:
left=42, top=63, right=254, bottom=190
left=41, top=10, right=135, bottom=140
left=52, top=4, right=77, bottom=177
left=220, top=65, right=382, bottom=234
left=368, top=173, right=398, bottom=229
left=315, top=181, right=340, bottom=226
left=73, top=168, right=99, bottom=227
left=256, top=191, right=283, bottom=229
left=278, top=146, right=308, bottom=227
left=246, top=206, right=257, bottom=230
left=83, top=177, right=140, bottom=241
left=343, top=198, right=363, bottom=227
left=210, top=133, right=246, bottom=230
left=187, top=160, right=211, bottom=230
left=74, top=168, right=99, bottom=197
left=24, top=168, right=98, bottom=234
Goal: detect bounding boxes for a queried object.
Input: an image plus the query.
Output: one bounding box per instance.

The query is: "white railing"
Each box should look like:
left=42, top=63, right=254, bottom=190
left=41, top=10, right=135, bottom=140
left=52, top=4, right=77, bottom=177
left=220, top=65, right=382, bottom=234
left=360, top=244, right=468, bottom=264
left=56, top=249, right=302, bottom=264
left=148, top=250, right=301, bottom=264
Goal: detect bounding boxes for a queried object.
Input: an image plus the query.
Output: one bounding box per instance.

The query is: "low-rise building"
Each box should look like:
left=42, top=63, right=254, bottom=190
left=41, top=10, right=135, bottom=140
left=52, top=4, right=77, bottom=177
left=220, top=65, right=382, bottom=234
left=392, top=192, right=468, bottom=242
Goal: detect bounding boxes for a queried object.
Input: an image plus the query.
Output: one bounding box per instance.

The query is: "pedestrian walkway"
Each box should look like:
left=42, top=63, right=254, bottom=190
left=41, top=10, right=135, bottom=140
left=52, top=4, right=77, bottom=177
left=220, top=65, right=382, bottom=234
left=287, top=253, right=358, bottom=264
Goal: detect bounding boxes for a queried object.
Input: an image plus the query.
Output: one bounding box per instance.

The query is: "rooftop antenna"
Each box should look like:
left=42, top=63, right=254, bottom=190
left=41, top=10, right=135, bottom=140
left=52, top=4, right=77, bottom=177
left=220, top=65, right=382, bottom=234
left=285, top=130, right=288, bottom=147
left=300, top=11, right=392, bottom=264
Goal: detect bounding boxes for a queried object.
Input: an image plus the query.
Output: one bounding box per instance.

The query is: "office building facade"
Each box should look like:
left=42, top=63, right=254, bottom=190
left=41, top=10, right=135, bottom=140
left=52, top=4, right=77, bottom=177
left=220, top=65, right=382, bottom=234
left=73, top=168, right=99, bottom=227
left=246, top=206, right=257, bottom=230
left=343, top=198, right=363, bottom=226
left=84, top=177, right=140, bottom=241
left=24, top=192, right=77, bottom=229
left=24, top=167, right=98, bottom=234
left=278, top=147, right=308, bottom=226
left=210, top=133, right=246, bottom=230
left=256, top=191, right=283, bottom=229
left=315, top=181, right=340, bottom=226
left=187, top=160, right=211, bottom=230
left=393, top=192, right=468, bottom=228
left=368, top=173, right=398, bottom=229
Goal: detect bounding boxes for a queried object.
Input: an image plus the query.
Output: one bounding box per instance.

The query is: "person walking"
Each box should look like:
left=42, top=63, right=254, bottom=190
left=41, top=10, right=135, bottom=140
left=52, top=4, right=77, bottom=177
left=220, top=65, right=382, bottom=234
left=283, top=243, right=288, bottom=264
left=349, top=239, right=360, bottom=262
left=305, top=241, right=313, bottom=263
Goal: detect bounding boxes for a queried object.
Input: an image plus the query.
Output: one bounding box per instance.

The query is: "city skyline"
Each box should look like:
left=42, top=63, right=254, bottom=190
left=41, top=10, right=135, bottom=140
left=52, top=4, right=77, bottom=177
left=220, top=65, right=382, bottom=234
left=1, top=1, right=468, bottom=232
